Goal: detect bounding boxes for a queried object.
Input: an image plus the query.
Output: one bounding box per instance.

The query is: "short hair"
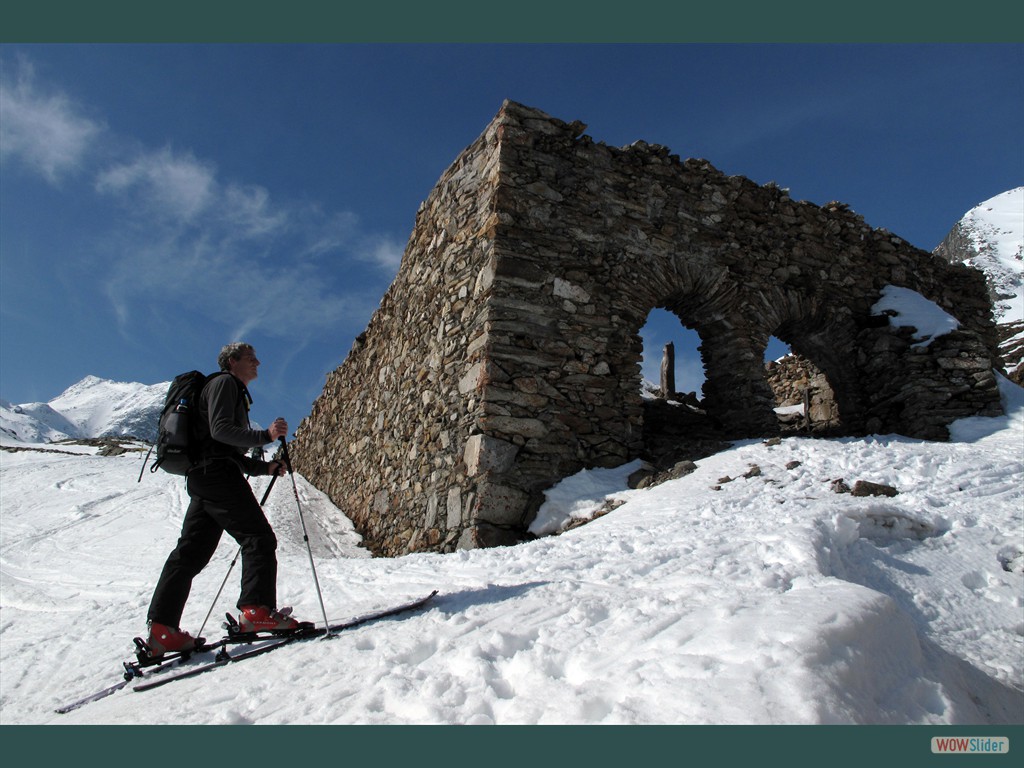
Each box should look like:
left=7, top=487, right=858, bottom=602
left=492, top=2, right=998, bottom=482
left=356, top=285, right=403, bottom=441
left=218, top=342, right=254, bottom=372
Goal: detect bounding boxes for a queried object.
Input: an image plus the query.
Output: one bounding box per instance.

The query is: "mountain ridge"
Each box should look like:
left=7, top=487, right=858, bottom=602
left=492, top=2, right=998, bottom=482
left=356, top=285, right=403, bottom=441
left=933, top=186, right=1024, bottom=383
left=1, top=376, right=166, bottom=444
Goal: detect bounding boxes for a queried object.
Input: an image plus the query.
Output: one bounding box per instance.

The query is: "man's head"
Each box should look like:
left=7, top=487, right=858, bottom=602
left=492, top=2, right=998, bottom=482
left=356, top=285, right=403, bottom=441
left=218, top=342, right=260, bottom=384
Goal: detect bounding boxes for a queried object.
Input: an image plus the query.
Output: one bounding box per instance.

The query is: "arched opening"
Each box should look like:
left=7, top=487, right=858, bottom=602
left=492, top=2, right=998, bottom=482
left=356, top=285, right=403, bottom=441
left=634, top=307, right=726, bottom=472
left=764, top=330, right=843, bottom=434
left=638, top=308, right=706, bottom=401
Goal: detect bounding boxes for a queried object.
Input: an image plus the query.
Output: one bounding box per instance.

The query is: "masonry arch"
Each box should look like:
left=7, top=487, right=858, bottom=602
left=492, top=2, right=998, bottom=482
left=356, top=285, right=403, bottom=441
left=769, top=332, right=847, bottom=434
left=759, top=290, right=864, bottom=435
left=633, top=302, right=717, bottom=468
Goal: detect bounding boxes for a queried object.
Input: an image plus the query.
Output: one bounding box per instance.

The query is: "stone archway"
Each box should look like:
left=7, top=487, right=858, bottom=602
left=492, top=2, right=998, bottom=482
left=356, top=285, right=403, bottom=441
left=290, top=101, right=1003, bottom=556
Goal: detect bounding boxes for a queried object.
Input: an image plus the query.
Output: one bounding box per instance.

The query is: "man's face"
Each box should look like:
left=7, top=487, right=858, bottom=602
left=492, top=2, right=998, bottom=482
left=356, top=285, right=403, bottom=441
left=229, top=349, right=260, bottom=384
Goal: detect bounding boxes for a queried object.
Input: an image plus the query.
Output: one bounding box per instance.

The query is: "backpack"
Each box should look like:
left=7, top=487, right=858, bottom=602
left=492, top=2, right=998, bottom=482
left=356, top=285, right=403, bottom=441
left=138, top=370, right=227, bottom=480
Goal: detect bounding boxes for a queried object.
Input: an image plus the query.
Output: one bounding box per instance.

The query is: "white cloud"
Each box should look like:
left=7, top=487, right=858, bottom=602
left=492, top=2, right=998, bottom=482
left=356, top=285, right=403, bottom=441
left=95, top=147, right=217, bottom=223
left=356, top=233, right=405, bottom=271
left=222, top=183, right=289, bottom=238
left=95, top=146, right=389, bottom=345
left=3, top=56, right=399, bottom=351
left=0, top=58, right=102, bottom=184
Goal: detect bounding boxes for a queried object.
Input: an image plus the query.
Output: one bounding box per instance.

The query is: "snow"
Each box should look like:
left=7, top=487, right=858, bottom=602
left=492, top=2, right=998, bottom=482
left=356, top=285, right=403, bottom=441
left=871, top=285, right=961, bottom=348
left=1, top=376, right=166, bottom=443
left=1, top=281, right=1022, bottom=748
left=529, top=459, right=645, bottom=537
left=949, top=186, right=1024, bottom=324
left=0, top=398, right=80, bottom=443
left=1, top=376, right=1021, bottom=729
left=48, top=375, right=167, bottom=441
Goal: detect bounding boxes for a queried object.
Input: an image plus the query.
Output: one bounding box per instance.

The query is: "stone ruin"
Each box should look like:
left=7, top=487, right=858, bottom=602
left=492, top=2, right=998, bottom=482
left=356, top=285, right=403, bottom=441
left=289, top=100, right=1004, bottom=557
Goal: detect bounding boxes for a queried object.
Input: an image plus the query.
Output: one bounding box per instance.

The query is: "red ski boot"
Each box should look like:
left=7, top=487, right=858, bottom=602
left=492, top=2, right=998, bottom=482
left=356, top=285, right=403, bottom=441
left=146, top=622, right=198, bottom=658
left=238, top=605, right=303, bottom=633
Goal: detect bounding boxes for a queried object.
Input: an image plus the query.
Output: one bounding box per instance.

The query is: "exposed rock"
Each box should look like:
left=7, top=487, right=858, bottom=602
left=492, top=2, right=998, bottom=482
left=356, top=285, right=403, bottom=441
left=833, top=477, right=898, bottom=498
left=831, top=478, right=853, bottom=494
left=933, top=188, right=1023, bottom=383
left=765, top=354, right=840, bottom=433
left=851, top=480, right=899, bottom=497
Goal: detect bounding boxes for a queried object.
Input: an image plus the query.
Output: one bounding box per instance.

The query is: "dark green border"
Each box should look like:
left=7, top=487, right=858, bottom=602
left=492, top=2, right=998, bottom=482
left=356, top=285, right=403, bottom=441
left=2, top=0, right=1021, bottom=765
left=2, top=0, right=1023, bottom=42
left=2, top=725, right=1023, bottom=765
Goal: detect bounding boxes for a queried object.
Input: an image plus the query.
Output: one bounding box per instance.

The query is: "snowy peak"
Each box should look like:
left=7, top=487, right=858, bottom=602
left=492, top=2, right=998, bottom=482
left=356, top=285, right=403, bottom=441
left=934, top=187, right=1023, bottom=323
left=1, top=376, right=167, bottom=444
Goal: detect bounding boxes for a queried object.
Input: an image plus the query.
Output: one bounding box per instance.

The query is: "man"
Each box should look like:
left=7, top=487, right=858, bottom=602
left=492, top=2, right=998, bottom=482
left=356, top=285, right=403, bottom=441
left=145, top=342, right=305, bottom=656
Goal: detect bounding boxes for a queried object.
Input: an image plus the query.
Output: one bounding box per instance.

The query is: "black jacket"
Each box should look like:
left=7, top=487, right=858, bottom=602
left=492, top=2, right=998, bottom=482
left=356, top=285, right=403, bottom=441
left=196, top=372, right=274, bottom=475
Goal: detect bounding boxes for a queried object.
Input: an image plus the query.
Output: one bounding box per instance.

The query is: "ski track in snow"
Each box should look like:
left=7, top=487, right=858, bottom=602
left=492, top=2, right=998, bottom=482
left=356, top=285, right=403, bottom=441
left=1, top=380, right=1022, bottom=725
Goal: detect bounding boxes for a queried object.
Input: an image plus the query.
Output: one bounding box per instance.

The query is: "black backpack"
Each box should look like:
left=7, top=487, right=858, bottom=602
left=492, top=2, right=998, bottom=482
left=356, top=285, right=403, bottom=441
left=138, top=370, right=227, bottom=480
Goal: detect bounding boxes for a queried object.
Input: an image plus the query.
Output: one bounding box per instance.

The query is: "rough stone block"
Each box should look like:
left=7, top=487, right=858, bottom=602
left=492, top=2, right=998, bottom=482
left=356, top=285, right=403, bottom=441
left=446, top=487, right=462, bottom=529
left=483, top=415, right=548, bottom=438
left=473, top=482, right=531, bottom=527
left=464, top=434, right=520, bottom=476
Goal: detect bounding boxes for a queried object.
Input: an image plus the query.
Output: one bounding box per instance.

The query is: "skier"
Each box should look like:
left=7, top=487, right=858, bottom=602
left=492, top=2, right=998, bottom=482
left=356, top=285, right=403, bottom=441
left=144, top=342, right=305, bottom=657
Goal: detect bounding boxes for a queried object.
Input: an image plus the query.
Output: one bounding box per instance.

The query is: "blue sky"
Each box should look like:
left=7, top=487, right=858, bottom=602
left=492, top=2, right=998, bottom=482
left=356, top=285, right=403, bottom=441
left=2, top=43, right=1022, bottom=433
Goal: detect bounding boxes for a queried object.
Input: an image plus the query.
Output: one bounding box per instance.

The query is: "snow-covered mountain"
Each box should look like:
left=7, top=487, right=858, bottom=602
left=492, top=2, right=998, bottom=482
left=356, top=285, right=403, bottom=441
left=0, top=375, right=166, bottom=444
left=934, top=187, right=1024, bottom=382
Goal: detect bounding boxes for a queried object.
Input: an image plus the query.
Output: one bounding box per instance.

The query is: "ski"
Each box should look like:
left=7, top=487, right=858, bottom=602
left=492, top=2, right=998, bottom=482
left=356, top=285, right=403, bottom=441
left=55, top=678, right=131, bottom=714
left=55, top=638, right=225, bottom=714
left=133, top=590, right=439, bottom=693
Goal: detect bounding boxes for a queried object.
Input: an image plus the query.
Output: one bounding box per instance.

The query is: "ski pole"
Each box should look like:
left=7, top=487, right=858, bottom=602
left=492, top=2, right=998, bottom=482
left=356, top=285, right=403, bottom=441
left=279, top=437, right=331, bottom=636
left=259, top=471, right=278, bottom=506
left=137, top=445, right=154, bottom=482
left=195, top=545, right=241, bottom=641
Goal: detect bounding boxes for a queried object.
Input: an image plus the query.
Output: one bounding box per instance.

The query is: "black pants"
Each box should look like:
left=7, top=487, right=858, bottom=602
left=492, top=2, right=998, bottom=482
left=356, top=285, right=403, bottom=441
left=148, top=460, right=278, bottom=627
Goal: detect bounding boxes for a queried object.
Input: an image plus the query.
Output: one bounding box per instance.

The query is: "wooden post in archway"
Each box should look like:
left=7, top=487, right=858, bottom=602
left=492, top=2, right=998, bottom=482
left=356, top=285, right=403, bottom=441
left=660, top=342, right=675, bottom=399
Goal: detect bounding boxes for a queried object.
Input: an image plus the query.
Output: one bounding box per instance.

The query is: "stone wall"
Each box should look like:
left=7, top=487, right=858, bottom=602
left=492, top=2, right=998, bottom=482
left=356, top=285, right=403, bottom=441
left=934, top=203, right=1024, bottom=383
left=765, top=354, right=839, bottom=431
left=290, top=100, right=1003, bottom=557
left=287, top=116, right=503, bottom=555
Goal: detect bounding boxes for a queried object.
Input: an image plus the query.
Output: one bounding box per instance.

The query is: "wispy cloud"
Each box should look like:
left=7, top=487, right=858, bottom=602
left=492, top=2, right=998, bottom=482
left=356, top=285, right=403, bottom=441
left=355, top=233, right=405, bottom=271
left=95, top=148, right=218, bottom=223
left=1, top=57, right=399, bottom=348
left=0, top=57, right=103, bottom=184
left=94, top=142, right=390, bottom=344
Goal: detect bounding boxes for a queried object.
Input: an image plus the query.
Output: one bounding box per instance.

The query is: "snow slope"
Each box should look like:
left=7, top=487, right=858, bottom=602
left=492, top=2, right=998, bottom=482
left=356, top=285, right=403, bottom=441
left=935, top=186, right=1024, bottom=325
left=1, top=377, right=1021, bottom=729
left=0, top=398, right=81, bottom=443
